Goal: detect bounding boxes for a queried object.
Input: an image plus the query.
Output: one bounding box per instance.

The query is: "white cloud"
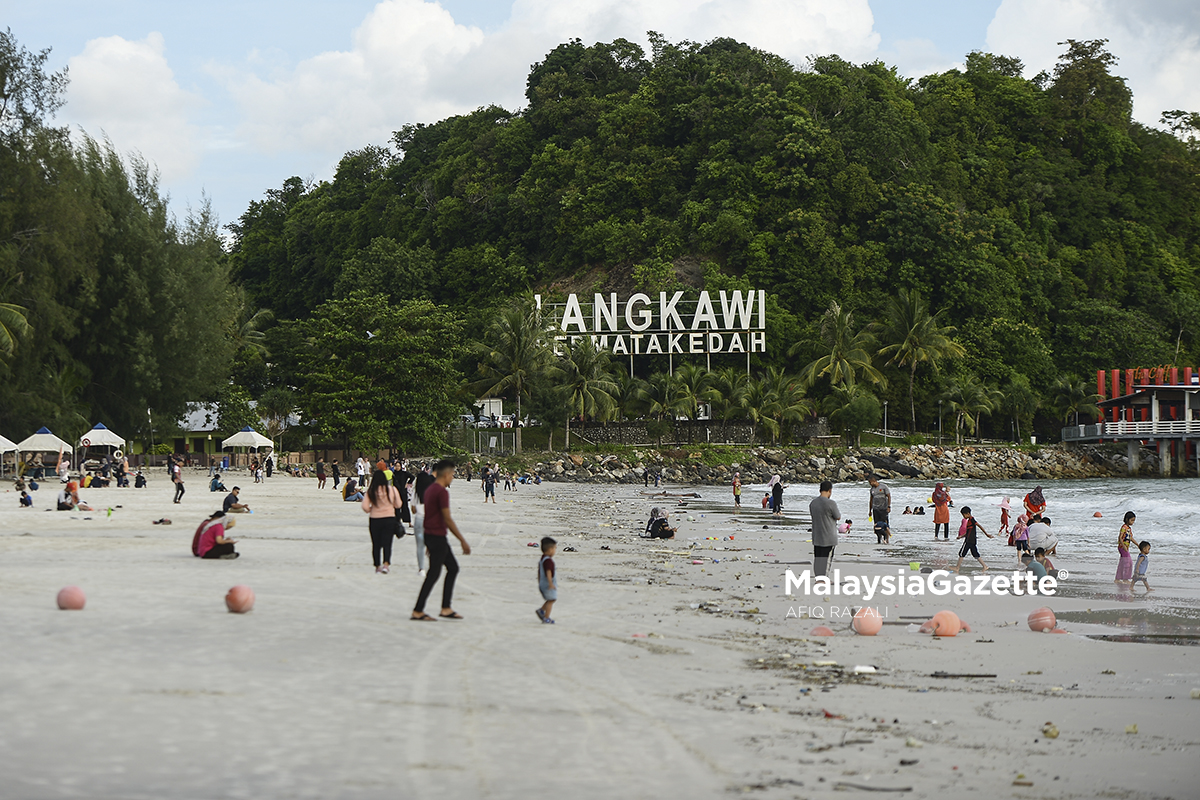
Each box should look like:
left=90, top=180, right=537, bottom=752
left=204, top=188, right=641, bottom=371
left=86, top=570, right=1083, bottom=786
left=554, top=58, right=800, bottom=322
left=223, top=0, right=879, bottom=155
left=987, top=0, right=1200, bottom=127
left=64, top=33, right=203, bottom=181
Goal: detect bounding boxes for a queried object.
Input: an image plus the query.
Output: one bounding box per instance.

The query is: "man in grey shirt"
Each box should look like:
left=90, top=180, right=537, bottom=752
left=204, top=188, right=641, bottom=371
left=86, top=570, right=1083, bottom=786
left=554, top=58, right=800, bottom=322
left=809, top=480, right=841, bottom=576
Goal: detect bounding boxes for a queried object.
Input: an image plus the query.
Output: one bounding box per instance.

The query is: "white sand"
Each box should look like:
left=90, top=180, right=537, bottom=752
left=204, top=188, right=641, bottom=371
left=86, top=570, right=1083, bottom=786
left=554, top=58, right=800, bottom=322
left=1, top=471, right=1197, bottom=799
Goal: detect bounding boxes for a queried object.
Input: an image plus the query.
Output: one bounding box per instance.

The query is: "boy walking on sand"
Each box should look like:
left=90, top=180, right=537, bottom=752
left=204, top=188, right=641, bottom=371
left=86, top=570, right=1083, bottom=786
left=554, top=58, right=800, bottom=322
left=1131, top=541, right=1153, bottom=592
left=536, top=536, right=557, bottom=624
left=953, top=506, right=993, bottom=573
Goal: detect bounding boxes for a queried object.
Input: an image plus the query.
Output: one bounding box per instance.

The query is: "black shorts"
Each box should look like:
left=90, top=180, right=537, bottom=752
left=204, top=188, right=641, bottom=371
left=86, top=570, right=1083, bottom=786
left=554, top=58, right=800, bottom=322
left=959, top=540, right=980, bottom=559
left=1015, top=539, right=1030, bottom=551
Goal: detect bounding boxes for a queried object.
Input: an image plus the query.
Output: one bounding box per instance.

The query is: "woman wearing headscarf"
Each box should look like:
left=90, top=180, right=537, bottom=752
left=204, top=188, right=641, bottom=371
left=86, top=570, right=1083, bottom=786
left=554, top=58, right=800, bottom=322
left=1023, top=486, right=1046, bottom=519
left=931, top=482, right=951, bottom=540
left=644, top=507, right=677, bottom=539
left=769, top=475, right=784, bottom=517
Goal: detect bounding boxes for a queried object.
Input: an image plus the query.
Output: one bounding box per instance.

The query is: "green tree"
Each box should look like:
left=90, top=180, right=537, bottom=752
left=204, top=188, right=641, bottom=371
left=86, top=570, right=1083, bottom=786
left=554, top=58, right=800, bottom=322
left=873, top=289, right=966, bottom=433
left=295, top=292, right=465, bottom=452
left=639, top=371, right=686, bottom=447
left=0, top=300, right=30, bottom=359
left=1049, top=376, right=1101, bottom=426
left=709, top=366, right=749, bottom=440
left=790, top=300, right=885, bottom=389
left=215, top=384, right=258, bottom=436
left=823, top=384, right=881, bottom=448
left=1002, top=373, right=1040, bottom=443
left=553, top=336, right=618, bottom=448
left=471, top=302, right=553, bottom=452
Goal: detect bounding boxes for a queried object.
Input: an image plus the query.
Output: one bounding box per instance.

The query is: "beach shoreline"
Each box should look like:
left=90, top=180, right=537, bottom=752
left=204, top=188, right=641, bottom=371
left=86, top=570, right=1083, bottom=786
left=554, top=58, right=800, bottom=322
left=1, top=472, right=1196, bottom=798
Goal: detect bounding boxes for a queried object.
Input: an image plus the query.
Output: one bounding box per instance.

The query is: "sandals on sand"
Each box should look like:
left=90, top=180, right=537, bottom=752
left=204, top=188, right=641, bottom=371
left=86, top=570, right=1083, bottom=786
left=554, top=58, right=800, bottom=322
left=410, top=613, right=436, bottom=622
left=438, top=611, right=463, bottom=620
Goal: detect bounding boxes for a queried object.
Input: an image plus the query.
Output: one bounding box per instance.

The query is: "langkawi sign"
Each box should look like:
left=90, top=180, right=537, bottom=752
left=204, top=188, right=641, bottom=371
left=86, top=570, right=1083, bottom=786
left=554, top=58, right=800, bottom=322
left=535, top=290, right=767, bottom=356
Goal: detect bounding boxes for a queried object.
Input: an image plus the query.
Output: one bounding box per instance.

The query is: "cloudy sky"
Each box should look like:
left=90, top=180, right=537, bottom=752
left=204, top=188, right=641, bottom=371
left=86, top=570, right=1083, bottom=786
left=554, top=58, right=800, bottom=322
left=8, top=0, right=1199, bottom=230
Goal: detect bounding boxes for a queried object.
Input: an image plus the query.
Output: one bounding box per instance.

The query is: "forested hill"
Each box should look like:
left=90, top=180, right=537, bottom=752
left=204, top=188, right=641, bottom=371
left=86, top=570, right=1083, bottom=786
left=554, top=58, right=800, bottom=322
left=231, top=35, right=1200, bottom=383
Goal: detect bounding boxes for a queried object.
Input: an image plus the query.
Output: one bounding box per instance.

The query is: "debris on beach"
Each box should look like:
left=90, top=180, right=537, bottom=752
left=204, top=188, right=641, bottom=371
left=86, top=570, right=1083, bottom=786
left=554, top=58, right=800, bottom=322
left=1041, top=722, right=1059, bottom=738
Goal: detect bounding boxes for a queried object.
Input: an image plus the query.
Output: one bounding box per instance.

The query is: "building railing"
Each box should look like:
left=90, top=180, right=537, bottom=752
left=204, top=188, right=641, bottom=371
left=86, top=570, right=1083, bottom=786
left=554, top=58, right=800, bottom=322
left=1062, top=421, right=1200, bottom=441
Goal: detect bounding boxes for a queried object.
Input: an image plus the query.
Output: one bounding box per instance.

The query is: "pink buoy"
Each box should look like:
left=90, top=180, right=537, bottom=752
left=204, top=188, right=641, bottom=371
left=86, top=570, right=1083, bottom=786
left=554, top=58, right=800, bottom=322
left=852, top=606, right=883, bottom=636
left=1093, top=512, right=1103, bottom=518
left=225, top=585, right=255, bottom=614
left=57, top=586, right=86, bottom=610
left=1027, top=607, right=1056, bottom=632
left=810, top=626, right=836, bottom=636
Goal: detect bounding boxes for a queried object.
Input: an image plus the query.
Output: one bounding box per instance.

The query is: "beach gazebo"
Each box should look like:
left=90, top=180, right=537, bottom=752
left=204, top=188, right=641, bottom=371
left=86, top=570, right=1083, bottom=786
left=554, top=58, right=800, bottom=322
left=0, top=433, right=16, bottom=477
left=17, top=427, right=73, bottom=454
left=222, top=426, right=273, bottom=468
left=79, top=423, right=126, bottom=458
left=221, top=426, right=274, bottom=450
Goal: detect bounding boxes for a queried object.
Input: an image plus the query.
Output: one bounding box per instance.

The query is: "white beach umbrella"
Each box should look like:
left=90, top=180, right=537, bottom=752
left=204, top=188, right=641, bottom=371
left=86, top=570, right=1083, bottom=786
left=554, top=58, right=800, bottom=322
left=221, top=426, right=274, bottom=449
left=79, top=423, right=125, bottom=448
left=16, top=427, right=73, bottom=453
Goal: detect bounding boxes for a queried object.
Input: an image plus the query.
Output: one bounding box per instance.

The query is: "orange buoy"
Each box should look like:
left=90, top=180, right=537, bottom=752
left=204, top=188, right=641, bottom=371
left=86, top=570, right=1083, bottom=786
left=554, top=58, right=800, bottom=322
left=810, top=625, right=835, bottom=636
left=1027, top=607, right=1056, bottom=632
left=225, top=585, right=255, bottom=614
left=56, top=586, right=86, bottom=610
left=852, top=606, right=883, bottom=636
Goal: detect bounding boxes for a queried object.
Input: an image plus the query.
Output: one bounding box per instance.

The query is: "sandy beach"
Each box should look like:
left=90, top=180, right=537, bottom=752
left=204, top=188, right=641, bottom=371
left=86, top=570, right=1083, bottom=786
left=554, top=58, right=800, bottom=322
left=1, top=469, right=1197, bottom=799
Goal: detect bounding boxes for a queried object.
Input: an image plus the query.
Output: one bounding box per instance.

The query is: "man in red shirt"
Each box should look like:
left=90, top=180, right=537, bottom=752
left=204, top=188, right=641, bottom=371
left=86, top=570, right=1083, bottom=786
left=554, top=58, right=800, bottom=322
left=412, top=460, right=471, bottom=621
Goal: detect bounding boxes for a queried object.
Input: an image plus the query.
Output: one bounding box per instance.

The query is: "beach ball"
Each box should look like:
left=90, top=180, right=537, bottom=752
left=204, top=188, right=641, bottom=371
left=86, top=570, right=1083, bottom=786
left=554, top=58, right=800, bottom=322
left=852, top=607, right=883, bottom=636
left=810, top=626, right=836, bottom=636
left=56, top=586, right=86, bottom=610
left=225, top=585, right=255, bottom=614
left=927, top=610, right=961, bottom=637
left=1027, top=607, right=1056, bottom=632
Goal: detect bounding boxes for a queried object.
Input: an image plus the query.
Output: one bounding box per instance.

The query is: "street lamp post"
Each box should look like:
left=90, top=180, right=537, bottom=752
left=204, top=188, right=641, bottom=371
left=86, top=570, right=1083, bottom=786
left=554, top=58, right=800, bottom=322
left=938, top=400, right=943, bottom=446
left=883, top=401, right=888, bottom=445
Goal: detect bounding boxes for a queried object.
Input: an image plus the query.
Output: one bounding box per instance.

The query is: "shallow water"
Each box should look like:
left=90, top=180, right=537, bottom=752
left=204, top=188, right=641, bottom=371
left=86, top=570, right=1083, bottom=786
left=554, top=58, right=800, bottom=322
left=680, top=476, right=1200, bottom=637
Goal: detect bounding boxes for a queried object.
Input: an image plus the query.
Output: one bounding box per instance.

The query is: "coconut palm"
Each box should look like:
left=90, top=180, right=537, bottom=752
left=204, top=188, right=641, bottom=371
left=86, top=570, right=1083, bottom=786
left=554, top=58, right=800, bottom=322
left=639, top=372, right=687, bottom=447
left=554, top=336, right=618, bottom=448
left=611, top=369, right=648, bottom=421
left=872, top=289, right=966, bottom=433
left=941, top=378, right=999, bottom=445
left=234, top=302, right=274, bottom=360
left=822, top=384, right=882, bottom=448
left=758, top=367, right=814, bottom=444
left=1049, top=377, right=1101, bottom=426
left=472, top=303, right=553, bottom=452
left=1002, top=374, right=1040, bottom=442
left=709, top=367, right=750, bottom=440
left=789, top=301, right=886, bottom=390
left=0, top=301, right=31, bottom=359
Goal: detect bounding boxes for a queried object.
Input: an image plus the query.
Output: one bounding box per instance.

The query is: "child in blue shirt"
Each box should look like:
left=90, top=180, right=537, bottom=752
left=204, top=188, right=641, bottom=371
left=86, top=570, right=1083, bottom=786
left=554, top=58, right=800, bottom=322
left=1131, top=541, right=1152, bottom=592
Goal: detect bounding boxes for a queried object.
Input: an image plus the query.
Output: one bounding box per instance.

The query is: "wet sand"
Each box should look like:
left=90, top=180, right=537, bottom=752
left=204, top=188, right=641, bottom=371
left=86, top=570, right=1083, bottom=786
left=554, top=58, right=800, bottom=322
left=1, top=472, right=1197, bottom=799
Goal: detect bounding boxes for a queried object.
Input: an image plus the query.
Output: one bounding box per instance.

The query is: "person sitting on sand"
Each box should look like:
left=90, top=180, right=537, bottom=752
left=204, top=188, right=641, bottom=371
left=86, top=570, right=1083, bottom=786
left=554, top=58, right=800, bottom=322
left=19, top=490, right=32, bottom=507
left=1025, top=515, right=1058, bottom=556
left=134, top=471, right=147, bottom=488
left=210, top=472, right=228, bottom=492
left=222, top=486, right=250, bottom=514
left=193, top=511, right=239, bottom=559
left=342, top=477, right=363, bottom=501
left=644, top=508, right=676, bottom=539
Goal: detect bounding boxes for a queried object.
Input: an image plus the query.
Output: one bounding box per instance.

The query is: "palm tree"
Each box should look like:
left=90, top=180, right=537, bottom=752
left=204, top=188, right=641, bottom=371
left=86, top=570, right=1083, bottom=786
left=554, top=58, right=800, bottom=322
left=234, top=302, right=274, bottom=360
left=554, top=337, right=618, bottom=449
left=941, top=378, right=999, bottom=445
left=1002, top=374, right=1040, bottom=443
left=740, top=376, right=772, bottom=444
left=611, top=369, right=648, bottom=421
left=1050, top=377, right=1101, bottom=426
left=759, top=367, right=814, bottom=444
left=0, top=301, right=32, bottom=359
left=709, top=367, right=749, bottom=440
left=672, top=363, right=718, bottom=441
left=789, top=301, right=886, bottom=389
left=472, top=303, right=553, bottom=452
left=638, top=372, right=687, bottom=447
left=822, top=384, right=881, bottom=448
left=872, top=289, right=966, bottom=433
